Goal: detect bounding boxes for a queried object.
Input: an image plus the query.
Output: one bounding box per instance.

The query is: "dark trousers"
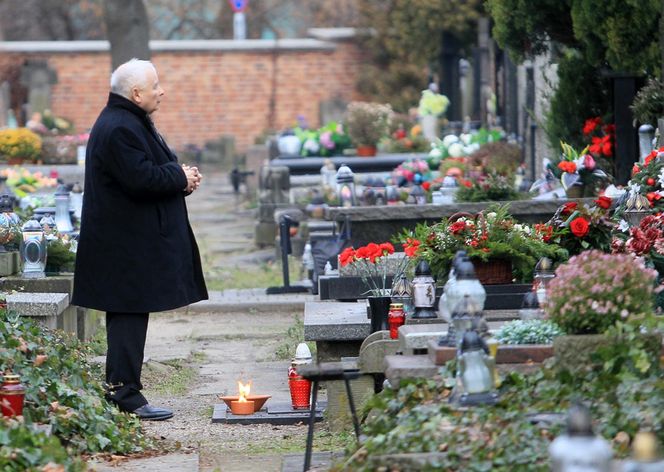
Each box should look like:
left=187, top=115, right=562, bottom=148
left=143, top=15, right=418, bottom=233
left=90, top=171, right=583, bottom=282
left=105, top=312, right=150, bottom=412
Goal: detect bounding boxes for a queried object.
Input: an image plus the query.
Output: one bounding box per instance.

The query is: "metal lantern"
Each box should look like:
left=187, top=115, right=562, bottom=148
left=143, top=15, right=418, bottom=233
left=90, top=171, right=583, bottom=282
left=444, top=259, right=486, bottom=319
left=335, top=164, right=356, bottom=207
left=440, top=294, right=477, bottom=347
left=38, top=213, right=57, bottom=239
left=549, top=403, right=613, bottom=472
left=391, top=273, right=413, bottom=316
left=456, top=330, right=498, bottom=406
left=623, top=188, right=652, bottom=228
left=410, top=184, right=426, bottom=205
left=534, top=257, right=555, bottom=305
left=0, top=194, right=19, bottom=250
left=54, top=184, right=73, bottom=234
left=20, top=217, right=47, bottom=278
left=439, top=250, right=468, bottom=320
left=410, top=260, right=437, bottom=318
left=70, top=182, right=83, bottom=220
left=519, top=291, right=544, bottom=321
left=639, top=124, right=656, bottom=163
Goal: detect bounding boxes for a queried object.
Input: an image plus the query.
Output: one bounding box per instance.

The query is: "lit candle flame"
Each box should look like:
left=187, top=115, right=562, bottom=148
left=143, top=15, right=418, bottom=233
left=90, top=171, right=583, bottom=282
left=237, top=381, right=251, bottom=402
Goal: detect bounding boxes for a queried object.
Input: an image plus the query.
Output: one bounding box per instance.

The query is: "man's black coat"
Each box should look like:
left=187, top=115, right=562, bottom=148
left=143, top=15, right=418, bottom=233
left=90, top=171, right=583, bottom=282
left=72, top=93, right=208, bottom=313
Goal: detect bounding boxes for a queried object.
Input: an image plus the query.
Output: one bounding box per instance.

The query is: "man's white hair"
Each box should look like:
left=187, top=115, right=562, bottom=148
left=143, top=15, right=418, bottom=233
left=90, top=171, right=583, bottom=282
left=110, top=59, right=156, bottom=99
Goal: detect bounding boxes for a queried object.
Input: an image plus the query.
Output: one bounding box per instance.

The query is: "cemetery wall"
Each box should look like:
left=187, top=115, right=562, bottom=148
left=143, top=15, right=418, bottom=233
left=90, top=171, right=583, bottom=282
left=0, top=36, right=366, bottom=153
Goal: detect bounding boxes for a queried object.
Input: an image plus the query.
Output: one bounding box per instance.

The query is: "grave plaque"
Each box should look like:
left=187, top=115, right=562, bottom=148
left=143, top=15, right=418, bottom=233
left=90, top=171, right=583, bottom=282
left=20, top=60, right=57, bottom=116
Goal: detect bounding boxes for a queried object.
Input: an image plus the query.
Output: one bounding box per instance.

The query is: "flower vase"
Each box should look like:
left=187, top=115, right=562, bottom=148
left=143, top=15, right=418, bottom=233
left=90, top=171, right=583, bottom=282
left=565, top=185, right=585, bottom=199
left=367, top=296, right=391, bottom=333
left=421, top=115, right=438, bottom=142
left=356, top=145, right=377, bottom=157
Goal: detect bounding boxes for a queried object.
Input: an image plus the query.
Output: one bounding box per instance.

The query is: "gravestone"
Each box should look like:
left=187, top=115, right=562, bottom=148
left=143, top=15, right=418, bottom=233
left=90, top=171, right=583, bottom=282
left=319, top=96, right=347, bottom=125
left=0, top=81, right=9, bottom=128
left=20, top=60, right=57, bottom=116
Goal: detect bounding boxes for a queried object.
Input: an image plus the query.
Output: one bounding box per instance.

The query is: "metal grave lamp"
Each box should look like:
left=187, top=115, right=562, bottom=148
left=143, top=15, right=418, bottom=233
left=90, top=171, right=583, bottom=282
left=410, top=259, right=437, bottom=318
left=623, top=185, right=652, bottom=228
left=391, top=272, right=413, bottom=316
left=533, top=257, right=555, bottom=305
left=443, top=258, right=486, bottom=320
left=439, top=250, right=468, bottom=321
left=70, top=182, right=83, bottom=220
left=38, top=213, right=57, bottom=240
left=549, top=402, right=612, bottom=472
left=0, top=194, right=20, bottom=251
left=386, top=185, right=400, bottom=205
left=440, top=294, right=477, bottom=347
left=20, top=217, right=47, bottom=278
left=54, top=184, right=73, bottom=234
left=519, top=290, right=544, bottom=321
left=335, top=164, right=356, bottom=207
left=624, top=431, right=664, bottom=471
left=409, top=183, right=426, bottom=205
left=455, top=329, right=499, bottom=406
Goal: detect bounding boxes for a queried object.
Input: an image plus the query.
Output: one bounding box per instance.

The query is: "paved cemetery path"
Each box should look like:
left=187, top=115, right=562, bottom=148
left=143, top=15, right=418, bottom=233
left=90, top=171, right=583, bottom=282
left=89, top=169, right=337, bottom=472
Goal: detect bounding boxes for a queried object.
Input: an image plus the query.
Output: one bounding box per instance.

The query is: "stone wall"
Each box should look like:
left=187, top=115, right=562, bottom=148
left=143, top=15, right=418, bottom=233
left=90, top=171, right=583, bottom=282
left=0, top=33, right=365, bottom=153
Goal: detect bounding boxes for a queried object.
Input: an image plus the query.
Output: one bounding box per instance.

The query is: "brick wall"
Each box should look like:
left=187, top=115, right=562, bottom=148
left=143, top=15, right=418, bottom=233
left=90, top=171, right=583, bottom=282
left=0, top=38, right=366, bottom=153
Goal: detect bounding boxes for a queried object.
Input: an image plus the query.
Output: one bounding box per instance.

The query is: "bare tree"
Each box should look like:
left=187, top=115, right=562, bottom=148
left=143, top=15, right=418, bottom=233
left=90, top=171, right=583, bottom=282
left=103, top=0, right=150, bottom=69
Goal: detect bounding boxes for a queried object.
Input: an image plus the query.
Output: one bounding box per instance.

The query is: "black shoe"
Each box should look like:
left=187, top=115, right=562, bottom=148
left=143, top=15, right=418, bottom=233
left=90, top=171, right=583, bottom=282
left=132, top=404, right=174, bottom=421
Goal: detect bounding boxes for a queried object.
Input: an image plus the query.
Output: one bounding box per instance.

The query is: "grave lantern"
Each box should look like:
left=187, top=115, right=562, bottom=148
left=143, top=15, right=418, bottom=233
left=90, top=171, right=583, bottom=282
left=438, top=250, right=468, bottom=320
left=519, top=291, right=544, bottom=321
left=20, top=217, right=47, bottom=278
left=624, top=431, right=664, bottom=471
left=456, top=329, right=498, bottom=406
left=410, top=260, right=437, bottom=318
left=0, top=194, right=19, bottom=250
left=70, top=182, right=83, bottom=220
left=444, top=259, right=486, bottom=319
left=335, top=164, right=356, bottom=207
left=533, top=257, right=555, bottom=305
left=391, top=273, right=413, bottom=316
left=549, top=402, right=612, bottom=472
left=441, top=294, right=476, bottom=347
left=386, top=185, right=400, bottom=205
left=623, top=187, right=651, bottom=227
left=54, top=184, right=73, bottom=234
left=38, top=213, right=57, bottom=239
left=409, top=183, right=426, bottom=205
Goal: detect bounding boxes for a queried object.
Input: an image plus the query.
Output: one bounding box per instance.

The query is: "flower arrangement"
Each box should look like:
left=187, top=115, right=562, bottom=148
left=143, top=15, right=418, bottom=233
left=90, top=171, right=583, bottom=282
left=544, top=199, right=615, bottom=256
left=544, top=250, right=657, bottom=334
left=391, top=158, right=431, bottom=186
left=339, top=241, right=415, bottom=296
left=0, top=128, right=42, bottom=162
left=344, top=102, right=393, bottom=147
left=612, top=213, right=664, bottom=268
left=549, top=141, right=610, bottom=195
left=417, top=89, right=449, bottom=117
left=0, top=167, right=58, bottom=198
left=582, top=116, right=615, bottom=160
left=620, top=150, right=664, bottom=215
left=294, top=121, right=351, bottom=157
left=399, top=205, right=566, bottom=282
left=385, top=122, right=429, bottom=153
left=454, top=172, right=522, bottom=202
left=495, top=319, right=563, bottom=345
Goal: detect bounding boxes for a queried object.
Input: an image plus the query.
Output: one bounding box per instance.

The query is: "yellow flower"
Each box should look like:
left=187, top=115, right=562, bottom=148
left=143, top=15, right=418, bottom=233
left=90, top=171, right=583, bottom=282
left=0, top=128, right=41, bottom=161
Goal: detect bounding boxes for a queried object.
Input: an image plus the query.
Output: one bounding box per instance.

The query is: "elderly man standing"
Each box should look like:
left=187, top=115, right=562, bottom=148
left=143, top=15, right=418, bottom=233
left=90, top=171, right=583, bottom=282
left=73, top=59, right=208, bottom=421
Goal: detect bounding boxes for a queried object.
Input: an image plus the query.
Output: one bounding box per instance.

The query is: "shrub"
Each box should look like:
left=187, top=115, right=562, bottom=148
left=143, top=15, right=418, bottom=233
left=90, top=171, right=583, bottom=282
left=344, top=102, right=393, bottom=147
left=0, top=128, right=42, bottom=162
left=0, top=311, right=148, bottom=470
left=544, top=250, right=657, bottom=334
left=468, top=141, right=522, bottom=176
left=495, top=319, right=563, bottom=345
left=631, top=78, right=664, bottom=126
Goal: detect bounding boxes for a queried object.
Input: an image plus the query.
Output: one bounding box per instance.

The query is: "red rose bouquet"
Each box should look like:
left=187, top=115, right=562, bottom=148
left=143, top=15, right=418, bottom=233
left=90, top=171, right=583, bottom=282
left=545, top=199, right=615, bottom=256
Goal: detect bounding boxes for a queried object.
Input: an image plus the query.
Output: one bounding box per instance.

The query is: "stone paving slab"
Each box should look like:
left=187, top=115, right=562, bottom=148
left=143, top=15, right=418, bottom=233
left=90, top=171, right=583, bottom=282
left=88, top=452, right=199, bottom=472
left=184, top=289, right=315, bottom=313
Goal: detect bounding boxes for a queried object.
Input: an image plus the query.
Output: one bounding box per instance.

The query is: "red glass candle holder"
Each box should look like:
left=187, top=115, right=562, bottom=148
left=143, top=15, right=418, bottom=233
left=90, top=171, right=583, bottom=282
left=0, top=373, right=25, bottom=417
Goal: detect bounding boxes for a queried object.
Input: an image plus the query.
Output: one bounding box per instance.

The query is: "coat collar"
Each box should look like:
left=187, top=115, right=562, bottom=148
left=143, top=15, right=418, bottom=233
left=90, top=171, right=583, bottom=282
left=107, top=92, right=150, bottom=122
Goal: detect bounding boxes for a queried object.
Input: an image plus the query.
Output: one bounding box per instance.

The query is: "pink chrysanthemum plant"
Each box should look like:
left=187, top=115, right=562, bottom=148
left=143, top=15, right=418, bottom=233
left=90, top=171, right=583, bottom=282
left=543, top=250, right=658, bottom=335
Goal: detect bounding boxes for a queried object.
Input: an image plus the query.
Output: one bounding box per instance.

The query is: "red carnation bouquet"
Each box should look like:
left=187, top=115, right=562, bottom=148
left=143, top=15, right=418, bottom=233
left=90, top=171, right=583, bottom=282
left=339, top=241, right=417, bottom=296
left=545, top=199, right=615, bottom=256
